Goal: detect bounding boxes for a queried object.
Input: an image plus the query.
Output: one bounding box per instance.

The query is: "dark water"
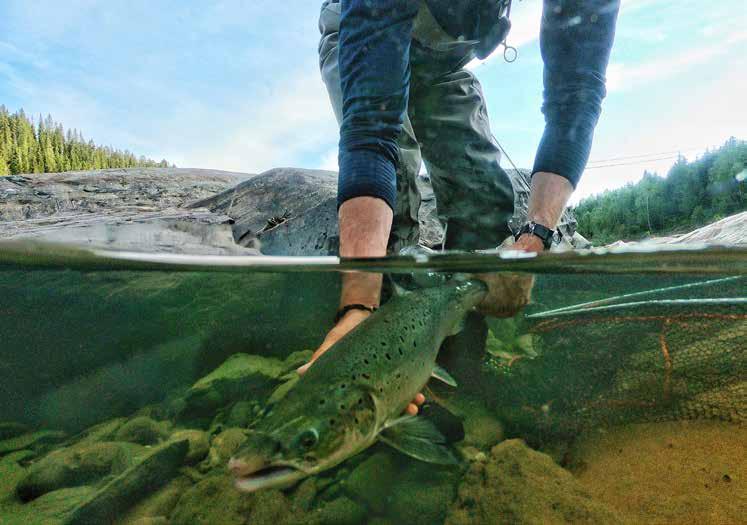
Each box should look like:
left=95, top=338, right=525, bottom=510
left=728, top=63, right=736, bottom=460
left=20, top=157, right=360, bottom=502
left=0, top=242, right=745, bottom=524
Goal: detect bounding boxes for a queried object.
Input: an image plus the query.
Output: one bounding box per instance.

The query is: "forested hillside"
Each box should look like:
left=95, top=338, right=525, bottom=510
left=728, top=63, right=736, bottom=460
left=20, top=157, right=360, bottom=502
left=574, top=138, right=747, bottom=244
left=0, top=106, right=170, bottom=175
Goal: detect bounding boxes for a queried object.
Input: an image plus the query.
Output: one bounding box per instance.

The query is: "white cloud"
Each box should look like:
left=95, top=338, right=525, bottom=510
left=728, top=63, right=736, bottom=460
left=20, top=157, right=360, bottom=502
left=607, top=30, right=747, bottom=92
left=174, top=71, right=339, bottom=174
left=319, top=148, right=339, bottom=172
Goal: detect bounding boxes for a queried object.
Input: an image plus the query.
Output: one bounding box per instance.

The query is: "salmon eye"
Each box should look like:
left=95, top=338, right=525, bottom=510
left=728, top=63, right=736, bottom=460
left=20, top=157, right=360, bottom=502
left=298, top=429, right=319, bottom=450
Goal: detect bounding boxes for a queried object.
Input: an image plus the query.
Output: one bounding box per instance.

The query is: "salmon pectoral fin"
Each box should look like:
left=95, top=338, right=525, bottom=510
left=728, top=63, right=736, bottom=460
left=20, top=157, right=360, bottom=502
left=379, top=416, right=461, bottom=465
left=431, top=364, right=457, bottom=387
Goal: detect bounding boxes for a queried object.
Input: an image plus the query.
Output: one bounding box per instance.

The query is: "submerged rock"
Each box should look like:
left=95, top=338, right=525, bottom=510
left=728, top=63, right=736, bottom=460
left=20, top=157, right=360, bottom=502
left=114, top=417, right=171, bottom=446
left=445, top=439, right=624, bottom=525
left=170, top=430, right=209, bottom=465
left=0, top=422, right=28, bottom=440
left=64, top=439, right=188, bottom=524
left=180, top=354, right=286, bottom=417
left=16, top=441, right=142, bottom=501
left=118, top=476, right=193, bottom=525
left=202, top=428, right=249, bottom=470
left=0, top=430, right=67, bottom=457
left=169, top=474, right=253, bottom=525
left=0, top=450, right=33, bottom=505
left=342, top=447, right=460, bottom=524
left=5, top=486, right=96, bottom=525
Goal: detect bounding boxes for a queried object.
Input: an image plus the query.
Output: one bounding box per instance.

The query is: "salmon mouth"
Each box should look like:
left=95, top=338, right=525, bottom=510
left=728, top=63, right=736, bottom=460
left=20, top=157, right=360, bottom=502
left=229, top=459, right=303, bottom=493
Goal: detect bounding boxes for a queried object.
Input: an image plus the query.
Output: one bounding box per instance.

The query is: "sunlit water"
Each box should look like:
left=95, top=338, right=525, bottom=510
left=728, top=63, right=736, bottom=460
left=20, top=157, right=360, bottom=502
left=0, top=242, right=745, bottom=524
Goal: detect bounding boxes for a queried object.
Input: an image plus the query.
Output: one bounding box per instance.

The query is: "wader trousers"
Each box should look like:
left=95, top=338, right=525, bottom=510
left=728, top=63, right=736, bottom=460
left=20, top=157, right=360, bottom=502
left=318, top=0, right=515, bottom=252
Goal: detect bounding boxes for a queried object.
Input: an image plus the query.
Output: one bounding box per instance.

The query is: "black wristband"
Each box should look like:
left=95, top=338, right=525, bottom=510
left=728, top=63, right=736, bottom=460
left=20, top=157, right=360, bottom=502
left=334, top=304, right=378, bottom=324
left=515, top=221, right=558, bottom=250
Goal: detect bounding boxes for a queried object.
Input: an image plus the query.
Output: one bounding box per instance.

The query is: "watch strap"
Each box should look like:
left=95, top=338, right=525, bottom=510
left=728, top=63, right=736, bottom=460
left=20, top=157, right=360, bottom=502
left=515, top=221, right=556, bottom=249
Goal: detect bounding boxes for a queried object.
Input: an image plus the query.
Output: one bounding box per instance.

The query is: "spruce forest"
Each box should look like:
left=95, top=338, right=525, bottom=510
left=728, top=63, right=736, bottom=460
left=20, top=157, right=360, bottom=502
left=0, top=106, right=170, bottom=176
left=573, top=138, right=746, bottom=243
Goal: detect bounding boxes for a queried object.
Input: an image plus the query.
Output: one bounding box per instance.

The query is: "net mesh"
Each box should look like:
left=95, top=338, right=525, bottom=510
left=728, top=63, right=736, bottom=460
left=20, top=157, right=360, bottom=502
left=489, top=276, right=746, bottom=436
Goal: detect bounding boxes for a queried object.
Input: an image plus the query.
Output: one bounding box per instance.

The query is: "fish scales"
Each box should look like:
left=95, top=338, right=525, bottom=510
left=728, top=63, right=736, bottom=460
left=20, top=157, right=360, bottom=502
left=230, top=279, right=487, bottom=492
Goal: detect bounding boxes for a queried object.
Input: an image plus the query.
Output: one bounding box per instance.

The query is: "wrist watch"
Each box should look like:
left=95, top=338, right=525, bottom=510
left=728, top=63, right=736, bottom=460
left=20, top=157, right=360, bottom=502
left=515, top=221, right=557, bottom=250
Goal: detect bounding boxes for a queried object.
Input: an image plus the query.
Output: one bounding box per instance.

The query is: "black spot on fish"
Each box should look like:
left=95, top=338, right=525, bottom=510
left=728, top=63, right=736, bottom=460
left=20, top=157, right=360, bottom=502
left=358, top=398, right=363, bottom=405
left=380, top=341, right=387, bottom=347
left=399, top=335, right=405, bottom=343
left=329, top=419, right=335, bottom=426
left=341, top=383, right=347, bottom=389
left=413, top=341, right=417, bottom=347
left=363, top=373, right=370, bottom=379
left=364, top=359, right=369, bottom=365
left=385, top=353, right=391, bottom=360
left=398, top=348, right=404, bottom=356
left=340, top=404, right=346, bottom=410
left=319, top=399, right=326, bottom=406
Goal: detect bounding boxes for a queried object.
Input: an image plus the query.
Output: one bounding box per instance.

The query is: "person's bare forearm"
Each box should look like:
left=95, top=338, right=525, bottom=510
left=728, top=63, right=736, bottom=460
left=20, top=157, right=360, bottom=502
left=527, top=172, right=574, bottom=227
left=514, top=172, right=574, bottom=252
left=338, top=196, right=393, bottom=308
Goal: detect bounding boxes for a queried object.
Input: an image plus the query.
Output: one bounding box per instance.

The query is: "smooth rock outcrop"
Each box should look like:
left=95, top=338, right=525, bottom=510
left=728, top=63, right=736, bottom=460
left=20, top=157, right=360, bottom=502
left=0, top=168, right=257, bottom=255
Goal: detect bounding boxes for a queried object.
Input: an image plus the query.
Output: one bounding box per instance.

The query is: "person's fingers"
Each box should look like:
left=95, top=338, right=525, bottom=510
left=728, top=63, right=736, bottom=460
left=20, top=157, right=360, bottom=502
left=298, top=310, right=372, bottom=375
left=414, top=392, right=425, bottom=406
left=406, top=403, right=419, bottom=416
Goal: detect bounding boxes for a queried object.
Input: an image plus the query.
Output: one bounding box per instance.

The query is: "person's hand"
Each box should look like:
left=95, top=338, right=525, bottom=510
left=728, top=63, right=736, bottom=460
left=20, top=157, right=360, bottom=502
left=297, top=307, right=426, bottom=416
left=512, top=233, right=545, bottom=253
left=472, top=234, right=540, bottom=318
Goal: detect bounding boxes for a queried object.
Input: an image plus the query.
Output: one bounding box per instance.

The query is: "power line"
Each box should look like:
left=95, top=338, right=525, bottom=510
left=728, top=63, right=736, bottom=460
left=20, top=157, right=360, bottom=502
left=586, top=147, right=701, bottom=165
left=585, top=154, right=683, bottom=170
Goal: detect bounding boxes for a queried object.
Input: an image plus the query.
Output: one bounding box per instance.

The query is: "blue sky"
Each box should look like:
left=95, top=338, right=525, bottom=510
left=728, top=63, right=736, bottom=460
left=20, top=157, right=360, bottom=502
left=0, top=0, right=744, bottom=202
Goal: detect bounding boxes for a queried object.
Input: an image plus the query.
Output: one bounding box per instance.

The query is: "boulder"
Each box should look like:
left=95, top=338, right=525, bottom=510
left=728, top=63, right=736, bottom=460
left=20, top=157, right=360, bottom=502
left=64, top=439, right=188, bottom=524
left=0, top=450, right=33, bottom=505
left=203, top=428, right=249, bottom=470
left=189, top=168, right=339, bottom=254
left=168, top=474, right=253, bottom=525
left=118, top=476, right=193, bottom=525
left=445, top=439, right=624, bottom=525
left=342, top=446, right=461, bottom=524
left=170, top=430, right=209, bottom=465
left=0, top=422, right=28, bottom=440
left=0, top=430, right=67, bottom=456
left=16, top=441, right=142, bottom=501
left=179, top=354, right=287, bottom=417
left=114, top=417, right=170, bottom=446
left=0, top=168, right=257, bottom=255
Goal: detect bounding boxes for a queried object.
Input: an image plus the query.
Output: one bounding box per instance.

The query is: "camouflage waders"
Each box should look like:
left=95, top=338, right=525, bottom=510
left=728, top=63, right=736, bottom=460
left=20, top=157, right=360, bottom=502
left=318, top=0, right=516, bottom=252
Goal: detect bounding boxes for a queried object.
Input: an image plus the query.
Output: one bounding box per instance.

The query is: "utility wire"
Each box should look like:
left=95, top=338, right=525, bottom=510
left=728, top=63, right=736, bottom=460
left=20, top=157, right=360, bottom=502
left=585, top=154, right=684, bottom=170
left=586, top=147, right=704, bottom=165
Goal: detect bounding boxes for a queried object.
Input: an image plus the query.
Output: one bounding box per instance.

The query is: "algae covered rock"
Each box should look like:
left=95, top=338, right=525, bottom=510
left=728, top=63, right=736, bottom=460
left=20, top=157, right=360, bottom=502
left=169, top=474, right=252, bottom=525
left=118, top=475, right=193, bottom=525
left=170, top=430, right=209, bottom=465
left=180, top=354, right=287, bottom=416
left=342, top=447, right=461, bottom=524
left=4, top=486, right=96, bottom=525
left=0, top=450, right=33, bottom=505
left=114, top=417, right=170, bottom=446
left=202, top=428, right=248, bottom=470
left=16, top=441, right=142, bottom=501
left=445, top=439, right=625, bottom=525
left=65, top=439, right=188, bottom=524
left=0, top=430, right=67, bottom=456
left=0, top=422, right=28, bottom=440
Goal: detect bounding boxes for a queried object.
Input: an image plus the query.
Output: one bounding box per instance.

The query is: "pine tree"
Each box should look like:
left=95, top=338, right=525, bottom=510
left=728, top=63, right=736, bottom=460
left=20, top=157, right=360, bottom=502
left=0, top=108, right=171, bottom=175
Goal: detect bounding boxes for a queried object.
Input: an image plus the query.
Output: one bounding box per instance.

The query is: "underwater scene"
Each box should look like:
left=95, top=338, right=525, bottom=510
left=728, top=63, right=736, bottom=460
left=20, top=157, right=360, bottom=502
left=0, top=244, right=745, bottom=525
